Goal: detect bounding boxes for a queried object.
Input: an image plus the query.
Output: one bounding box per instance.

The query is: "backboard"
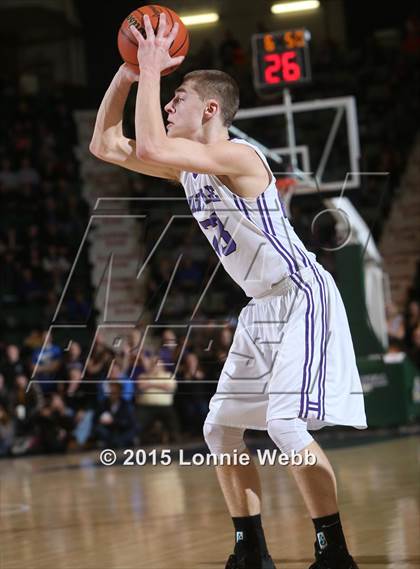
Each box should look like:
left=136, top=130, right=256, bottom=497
left=230, top=95, right=361, bottom=195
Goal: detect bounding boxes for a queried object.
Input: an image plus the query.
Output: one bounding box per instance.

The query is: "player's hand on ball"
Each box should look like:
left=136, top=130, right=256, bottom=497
left=130, top=13, right=185, bottom=74
left=118, top=63, right=139, bottom=83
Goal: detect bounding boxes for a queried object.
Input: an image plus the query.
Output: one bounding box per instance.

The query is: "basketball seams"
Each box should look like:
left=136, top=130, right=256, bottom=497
left=134, top=8, right=146, bottom=20
left=149, top=5, right=164, bottom=18
left=164, top=8, right=189, bottom=56
left=172, top=30, right=189, bottom=56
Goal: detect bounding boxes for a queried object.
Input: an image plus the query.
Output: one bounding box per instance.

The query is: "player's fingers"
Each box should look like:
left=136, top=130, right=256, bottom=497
left=166, top=21, right=179, bottom=46
left=143, top=14, right=154, bottom=40
left=130, top=25, right=145, bottom=45
left=156, top=12, right=167, bottom=39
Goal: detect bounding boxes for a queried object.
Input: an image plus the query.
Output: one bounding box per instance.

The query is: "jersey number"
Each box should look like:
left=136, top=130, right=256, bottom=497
left=199, top=213, right=237, bottom=257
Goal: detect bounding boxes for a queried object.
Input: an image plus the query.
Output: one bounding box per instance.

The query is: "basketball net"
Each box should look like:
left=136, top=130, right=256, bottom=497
left=275, top=175, right=317, bottom=216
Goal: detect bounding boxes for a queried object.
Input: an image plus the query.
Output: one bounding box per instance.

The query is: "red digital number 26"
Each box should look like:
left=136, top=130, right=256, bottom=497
left=264, top=51, right=301, bottom=84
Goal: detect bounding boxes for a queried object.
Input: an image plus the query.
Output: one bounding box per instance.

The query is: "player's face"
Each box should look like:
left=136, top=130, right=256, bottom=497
left=164, top=82, right=205, bottom=139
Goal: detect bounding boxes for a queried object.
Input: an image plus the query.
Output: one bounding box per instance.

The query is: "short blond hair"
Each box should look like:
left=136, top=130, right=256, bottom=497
left=183, top=69, right=240, bottom=127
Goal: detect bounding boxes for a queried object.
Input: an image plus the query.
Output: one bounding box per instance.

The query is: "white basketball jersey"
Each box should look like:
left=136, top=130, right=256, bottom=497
left=180, top=138, right=317, bottom=299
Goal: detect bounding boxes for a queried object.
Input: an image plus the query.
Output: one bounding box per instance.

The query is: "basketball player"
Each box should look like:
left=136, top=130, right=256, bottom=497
left=90, top=14, right=366, bottom=569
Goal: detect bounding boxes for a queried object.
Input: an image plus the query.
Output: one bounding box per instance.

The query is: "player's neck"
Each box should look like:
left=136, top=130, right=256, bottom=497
left=197, top=125, right=230, bottom=144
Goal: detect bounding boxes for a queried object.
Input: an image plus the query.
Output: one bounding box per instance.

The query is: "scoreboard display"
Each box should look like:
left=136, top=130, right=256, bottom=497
left=252, top=29, right=311, bottom=93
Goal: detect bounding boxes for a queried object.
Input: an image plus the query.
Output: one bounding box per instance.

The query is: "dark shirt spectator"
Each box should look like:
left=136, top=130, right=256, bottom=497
left=33, top=393, right=74, bottom=454
left=63, top=341, right=83, bottom=373
left=94, top=382, right=137, bottom=448
left=1, top=344, right=27, bottom=389
left=0, top=403, right=14, bottom=457
left=18, top=268, right=44, bottom=303
left=10, top=374, right=44, bottom=437
left=176, top=352, right=209, bottom=436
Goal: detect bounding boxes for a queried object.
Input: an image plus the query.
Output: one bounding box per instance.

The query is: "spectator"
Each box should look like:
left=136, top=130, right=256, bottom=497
left=31, top=331, right=62, bottom=393
left=65, top=290, right=91, bottom=322
left=401, top=15, right=420, bottom=57
left=65, top=367, right=85, bottom=407
left=176, top=254, right=203, bottom=291
left=65, top=367, right=96, bottom=448
left=10, top=374, right=44, bottom=449
left=17, top=157, right=40, bottom=186
left=63, top=341, right=83, bottom=373
left=127, top=328, right=153, bottom=373
left=1, top=344, right=26, bottom=389
left=158, top=328, right=179, bottom=373
left=410, top=325, right=420, bottom=368
left=136, top=356, right=180, bottom=444
left=85, top=332, right=115, bottom=380
left=405, top=300, right=420, bottom=348
left=18, top=267, right=44, bottom=303
left=10, top=374, right=44, bottom=436
left=215, top=326, right=234, bottom=363
left=0, top=374, right=9, bottom=408
left=0, top=403, right=14, bottom=457
left=176, top=352, right=209, bottom=436
left=42, top=244, right=70, bottom=277
left=43, top=290, right=60, bottom=323
left=100, top=361, right=135, bottom=403
left=94, top=382, right=137, bottom=448
left=33, top=393, right=74, bottom=454
left=0, top=158, right=18, bottom=190
left=386, top=301, right=405, bottom=341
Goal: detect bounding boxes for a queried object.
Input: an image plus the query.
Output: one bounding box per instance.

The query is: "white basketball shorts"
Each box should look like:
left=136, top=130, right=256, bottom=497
left=206, top=265, right=367, bottom=431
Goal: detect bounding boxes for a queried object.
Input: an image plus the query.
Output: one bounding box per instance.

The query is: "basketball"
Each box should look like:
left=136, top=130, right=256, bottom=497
left=117, top=4, right=189, bottom=76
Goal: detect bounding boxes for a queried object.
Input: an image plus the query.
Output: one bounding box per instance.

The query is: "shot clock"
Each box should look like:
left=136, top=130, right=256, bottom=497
left=252, top=29, right=311, bottom=94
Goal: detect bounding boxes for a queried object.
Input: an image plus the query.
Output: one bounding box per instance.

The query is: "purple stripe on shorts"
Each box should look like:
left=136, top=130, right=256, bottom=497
left=259, top=200, right=317, bottom=417
left=312, top=266, right=328, bottom=420
left=293, top=245, right=328, bottom=420
left=296, top=246, right=309, bottom=267
left=256, top=195, right=320, bottom=418
left=303, top=280, right=315, bottom=418
left=300, top=252, right=328, bottom=420
left=289, top=273, right=315, bottom=418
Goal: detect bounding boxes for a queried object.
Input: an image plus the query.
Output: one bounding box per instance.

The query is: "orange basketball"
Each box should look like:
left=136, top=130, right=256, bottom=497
left=118, top=4, right=189, bottom=76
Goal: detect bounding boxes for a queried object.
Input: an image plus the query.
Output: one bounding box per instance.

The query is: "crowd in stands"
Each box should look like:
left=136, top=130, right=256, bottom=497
left=0, top=326, right=230, bottom=457
left=1, top=17, right=420, bottom=457
left=386, top=287, right=420, bottom=367
left=0, top=85, right=93, bottom=339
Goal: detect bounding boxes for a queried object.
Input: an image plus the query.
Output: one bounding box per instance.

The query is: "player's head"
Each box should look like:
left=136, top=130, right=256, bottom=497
left=164, top=69, right=240, bottom=139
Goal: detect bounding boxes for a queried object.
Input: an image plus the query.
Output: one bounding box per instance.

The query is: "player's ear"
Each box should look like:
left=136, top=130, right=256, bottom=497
left=203, top=99, right=218, bottom=120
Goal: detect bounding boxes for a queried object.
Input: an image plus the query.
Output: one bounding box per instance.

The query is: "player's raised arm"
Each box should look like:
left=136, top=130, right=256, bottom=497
left=130, top=15, right=260, bottom=179
left=89, top=64, right=180, bottom=181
